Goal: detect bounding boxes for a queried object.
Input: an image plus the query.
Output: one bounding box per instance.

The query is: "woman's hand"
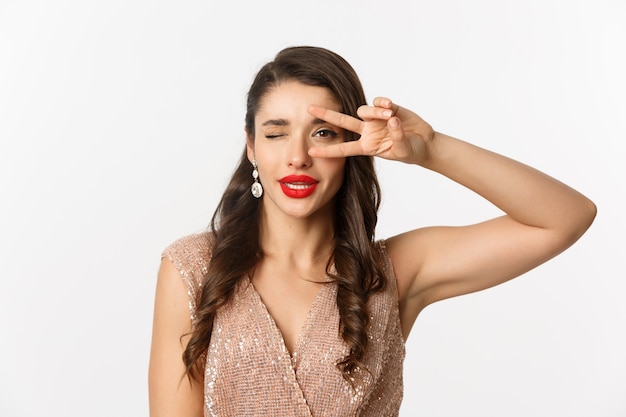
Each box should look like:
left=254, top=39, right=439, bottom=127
left=307, top=97, right=435, bottom=165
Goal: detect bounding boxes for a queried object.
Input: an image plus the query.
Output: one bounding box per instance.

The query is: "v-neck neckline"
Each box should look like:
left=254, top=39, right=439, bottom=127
left=245, top=274, right=332, bottom=360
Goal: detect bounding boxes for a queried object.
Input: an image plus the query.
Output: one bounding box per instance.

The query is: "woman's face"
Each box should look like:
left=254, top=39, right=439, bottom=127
left=247, top=80, right=346, bottom=220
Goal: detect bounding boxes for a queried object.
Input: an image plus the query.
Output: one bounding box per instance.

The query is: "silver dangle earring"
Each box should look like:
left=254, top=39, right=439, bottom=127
left=251, top=160, right=263, bottom=198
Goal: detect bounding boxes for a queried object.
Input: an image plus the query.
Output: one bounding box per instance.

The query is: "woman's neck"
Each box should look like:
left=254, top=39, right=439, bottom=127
left=257, top=209, right=335, bottom=271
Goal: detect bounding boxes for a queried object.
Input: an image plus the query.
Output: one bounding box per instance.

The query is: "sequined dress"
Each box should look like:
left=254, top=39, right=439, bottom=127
left=162, top=232, right=406, bottom=417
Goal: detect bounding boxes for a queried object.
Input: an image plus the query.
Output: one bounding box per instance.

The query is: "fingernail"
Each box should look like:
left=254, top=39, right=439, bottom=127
left=389, top=117, right=399, bottom=128
left=383, top=109, right=393, bottom=118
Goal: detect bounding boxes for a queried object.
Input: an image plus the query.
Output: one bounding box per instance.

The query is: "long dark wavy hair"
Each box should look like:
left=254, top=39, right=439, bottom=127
left=183, top=46, right=386, bottom=383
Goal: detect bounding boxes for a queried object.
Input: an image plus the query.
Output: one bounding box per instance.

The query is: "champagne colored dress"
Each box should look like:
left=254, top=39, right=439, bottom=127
left=163, top=231, right=405, bottom=416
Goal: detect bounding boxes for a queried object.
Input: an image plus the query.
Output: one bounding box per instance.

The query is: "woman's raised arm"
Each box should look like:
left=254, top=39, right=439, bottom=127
left=308, top=98, right=596, bottom=338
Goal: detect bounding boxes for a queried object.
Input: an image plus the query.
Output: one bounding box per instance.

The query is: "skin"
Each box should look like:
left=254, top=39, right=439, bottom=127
left=308, top=96, right=596, bottom=336
left=148, top=81, right=597, bottom=416
left=245, top=82, right=347, bottom=355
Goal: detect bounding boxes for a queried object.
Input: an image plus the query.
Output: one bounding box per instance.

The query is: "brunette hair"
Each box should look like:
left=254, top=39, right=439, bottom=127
left=183, top=46, right=386, bottom=382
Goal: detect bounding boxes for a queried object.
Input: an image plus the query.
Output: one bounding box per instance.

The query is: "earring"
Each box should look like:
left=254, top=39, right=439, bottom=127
left=250, top=160, right=263, bottom=198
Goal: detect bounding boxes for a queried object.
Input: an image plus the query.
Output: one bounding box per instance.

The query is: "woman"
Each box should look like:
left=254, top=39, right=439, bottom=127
left=148, top=46, right=596, bottom=416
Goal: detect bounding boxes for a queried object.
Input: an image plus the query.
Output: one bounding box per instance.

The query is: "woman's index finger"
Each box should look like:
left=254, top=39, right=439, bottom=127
left=308, top=141, right=364, bottom=158
left=308, top=105, right=363, bottom=134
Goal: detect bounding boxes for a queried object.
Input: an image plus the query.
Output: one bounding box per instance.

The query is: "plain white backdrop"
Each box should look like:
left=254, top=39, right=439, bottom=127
left=1, top=0, right=624, bottom=415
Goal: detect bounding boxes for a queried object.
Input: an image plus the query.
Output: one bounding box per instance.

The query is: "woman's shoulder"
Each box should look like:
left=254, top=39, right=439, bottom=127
left=162, top=230, right=214, bottom=262
left=374, top=238, right=392, bottom=269
left=160, top=230, right=215, bottom=325
left=373, top=238, right=399, bottom=292
left=161, top=230, right=215, bottom=289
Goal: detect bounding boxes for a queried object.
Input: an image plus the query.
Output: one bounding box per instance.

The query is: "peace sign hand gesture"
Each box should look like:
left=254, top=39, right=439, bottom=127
left=307, top=97, right=435, bottom=166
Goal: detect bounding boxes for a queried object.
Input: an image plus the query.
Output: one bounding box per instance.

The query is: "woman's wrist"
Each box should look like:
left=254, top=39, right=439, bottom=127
left=415, top=130, right=444, bottom=169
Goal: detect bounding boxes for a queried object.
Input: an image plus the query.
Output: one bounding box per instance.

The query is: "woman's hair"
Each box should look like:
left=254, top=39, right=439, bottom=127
left=183, top=46, right=386, bottom=383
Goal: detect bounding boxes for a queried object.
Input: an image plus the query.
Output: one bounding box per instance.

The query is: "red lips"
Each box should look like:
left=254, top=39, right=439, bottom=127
left=279, top=175, right=319, bottom=198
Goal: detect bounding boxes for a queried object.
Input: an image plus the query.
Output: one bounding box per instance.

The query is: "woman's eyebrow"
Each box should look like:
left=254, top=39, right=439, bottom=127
left=261, top=118, right=330, bottom=126
left=261, top=119, right=289, bottom=127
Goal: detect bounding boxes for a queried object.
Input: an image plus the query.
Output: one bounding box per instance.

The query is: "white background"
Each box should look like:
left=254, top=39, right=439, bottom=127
left=1, top=0, right=624, bottom=416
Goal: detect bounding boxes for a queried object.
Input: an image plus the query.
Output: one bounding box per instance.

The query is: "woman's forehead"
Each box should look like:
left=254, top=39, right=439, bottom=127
left=256, top=81, right=339, bottom=118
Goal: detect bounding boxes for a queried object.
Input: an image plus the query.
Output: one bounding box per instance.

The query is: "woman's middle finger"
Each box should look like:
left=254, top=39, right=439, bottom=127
left=357, top=104, right=394, bottom=121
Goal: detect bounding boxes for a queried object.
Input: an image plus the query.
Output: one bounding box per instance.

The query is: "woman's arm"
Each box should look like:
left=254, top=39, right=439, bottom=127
left=386, top=131, right=596, bottom=336
left=148, top=258, right=203, bottom=417
left=308, top=99, right=596, bottom=338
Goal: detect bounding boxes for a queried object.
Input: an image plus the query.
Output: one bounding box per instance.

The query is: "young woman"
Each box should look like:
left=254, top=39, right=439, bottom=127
left=148, top=46, right=596, bottom=416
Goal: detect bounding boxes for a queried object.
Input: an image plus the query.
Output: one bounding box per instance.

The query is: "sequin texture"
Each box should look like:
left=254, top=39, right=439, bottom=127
left=162, top=232, right=406, bottom=416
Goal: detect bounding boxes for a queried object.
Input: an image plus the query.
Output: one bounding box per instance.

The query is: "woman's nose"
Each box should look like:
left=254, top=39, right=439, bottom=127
left=287, top=135, right=312, bottom=168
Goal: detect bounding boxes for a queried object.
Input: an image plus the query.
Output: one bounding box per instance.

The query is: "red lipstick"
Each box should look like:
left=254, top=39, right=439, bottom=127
left=279, top=175, right=319, bottom=198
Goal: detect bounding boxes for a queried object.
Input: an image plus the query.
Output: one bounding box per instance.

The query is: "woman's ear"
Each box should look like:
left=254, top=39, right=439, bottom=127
left=245, top=129, right=255, bottom=163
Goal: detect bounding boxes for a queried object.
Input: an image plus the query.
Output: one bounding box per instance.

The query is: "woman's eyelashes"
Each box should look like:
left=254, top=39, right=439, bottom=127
left=313, top=128, right=339, bottom=140
left=264, top=132, right=285, bottom=139
left=263, top=128, right=340, bottom=140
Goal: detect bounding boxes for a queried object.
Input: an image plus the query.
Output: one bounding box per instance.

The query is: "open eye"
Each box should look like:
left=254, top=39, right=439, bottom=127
left=313, top=128, right=339, bottom=139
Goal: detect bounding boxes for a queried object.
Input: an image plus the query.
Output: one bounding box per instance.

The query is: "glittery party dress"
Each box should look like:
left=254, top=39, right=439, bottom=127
left=162, top=231, right=406, bottom=417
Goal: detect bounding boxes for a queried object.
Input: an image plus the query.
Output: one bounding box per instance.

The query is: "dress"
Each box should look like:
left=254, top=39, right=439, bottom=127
left=162, top=231, right=406, bottom=417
